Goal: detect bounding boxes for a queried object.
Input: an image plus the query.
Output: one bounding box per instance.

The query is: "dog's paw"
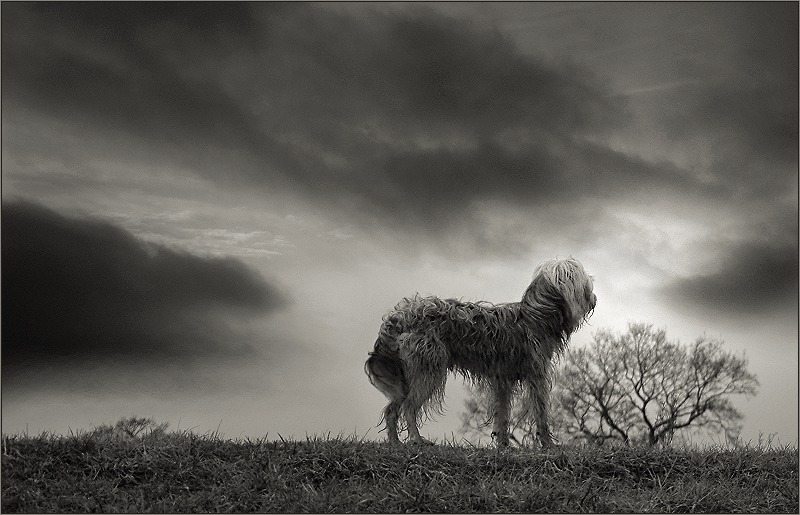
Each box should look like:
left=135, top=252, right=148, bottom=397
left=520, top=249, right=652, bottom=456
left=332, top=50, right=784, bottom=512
left=540, top=440, right=561, bottom=452
left=491, top=431, right=511, bottom=447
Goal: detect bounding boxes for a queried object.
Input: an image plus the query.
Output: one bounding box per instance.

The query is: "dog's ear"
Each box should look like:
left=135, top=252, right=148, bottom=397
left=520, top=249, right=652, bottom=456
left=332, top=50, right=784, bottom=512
left=524, top=258, right=595, bottom=338
left=520, top=275, right=570, bottom=333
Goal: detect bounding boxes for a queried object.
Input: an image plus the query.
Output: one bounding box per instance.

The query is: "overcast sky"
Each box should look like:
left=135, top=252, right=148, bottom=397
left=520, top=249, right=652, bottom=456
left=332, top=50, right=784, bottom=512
left=2, top=2, right=797, bottom=445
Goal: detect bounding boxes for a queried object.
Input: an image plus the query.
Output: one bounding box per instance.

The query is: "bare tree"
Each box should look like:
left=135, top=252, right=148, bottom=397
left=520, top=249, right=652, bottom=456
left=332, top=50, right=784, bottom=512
left=461, top=323, right=759, bottom=446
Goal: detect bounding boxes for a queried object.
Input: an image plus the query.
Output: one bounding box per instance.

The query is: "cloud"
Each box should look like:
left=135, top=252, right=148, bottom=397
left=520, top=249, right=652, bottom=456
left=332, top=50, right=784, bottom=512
left=4, top=2, right=793, bottom=262
left=1, top=200, right=288, bottom=368
left=661, top=2, right=798, bottom=196
left=1, top=2, right=640, bottom=240
left=1, top=2, right=272, bottom=178
left=662, top=238, right=799, bottom=318
left=220, top=5, right=640, bottom=228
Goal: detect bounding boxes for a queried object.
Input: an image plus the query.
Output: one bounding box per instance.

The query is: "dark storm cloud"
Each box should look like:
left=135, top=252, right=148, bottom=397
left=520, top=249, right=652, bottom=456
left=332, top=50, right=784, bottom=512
left=1, top=200, right=287, bottom=367
left=666, top=83, right=797, bottom=199
left=2, top=2, right=654, bottom=233
left=2, top=2, right=271, bottom=170
left=6, top=1, right=793, bottom=252
left=662, top=236, right=799, bottom=318
left=663, top=2, right=798, bottom=196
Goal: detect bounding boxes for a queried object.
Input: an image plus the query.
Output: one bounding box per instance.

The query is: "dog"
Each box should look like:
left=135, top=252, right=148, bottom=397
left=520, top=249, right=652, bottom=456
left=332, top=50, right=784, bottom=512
left=365, top=258, right=596, bottom=447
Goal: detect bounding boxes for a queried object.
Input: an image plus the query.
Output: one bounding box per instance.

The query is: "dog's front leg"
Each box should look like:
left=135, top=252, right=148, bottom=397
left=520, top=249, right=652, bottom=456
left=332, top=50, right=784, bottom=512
left=530, top=386, right=556, bottom=449
left=491, top=381, right=512, bottom=447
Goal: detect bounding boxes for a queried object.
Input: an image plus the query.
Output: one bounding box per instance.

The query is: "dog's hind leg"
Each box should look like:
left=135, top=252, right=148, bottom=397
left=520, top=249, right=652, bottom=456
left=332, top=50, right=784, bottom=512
left=490, top=381, right=513, bottom=447
left=365, top=348, right=409, bottom=444
left=399, top=334, right=448, bottom=445
left=407, top=422, right=433, bottom=445
left=400, top=375, right=436, bottom=445
left=402, top=397, right=435, bottom=445
left=383, top=401, right=402, bottom=444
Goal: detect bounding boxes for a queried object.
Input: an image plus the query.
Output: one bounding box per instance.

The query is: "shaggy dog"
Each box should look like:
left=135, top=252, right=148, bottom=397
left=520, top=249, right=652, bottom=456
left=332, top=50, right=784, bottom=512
left=365, top=258, right=596, bottom=447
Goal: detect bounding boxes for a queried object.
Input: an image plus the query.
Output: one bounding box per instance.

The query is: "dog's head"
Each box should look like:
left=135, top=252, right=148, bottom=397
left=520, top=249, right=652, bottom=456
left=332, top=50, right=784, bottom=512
left=527, top=258, right=596, bottom=332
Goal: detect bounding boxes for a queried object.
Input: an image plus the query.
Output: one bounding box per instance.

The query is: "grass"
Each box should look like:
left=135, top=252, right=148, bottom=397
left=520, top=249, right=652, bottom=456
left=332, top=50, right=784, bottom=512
left=2, top=423, right=798, bottom=513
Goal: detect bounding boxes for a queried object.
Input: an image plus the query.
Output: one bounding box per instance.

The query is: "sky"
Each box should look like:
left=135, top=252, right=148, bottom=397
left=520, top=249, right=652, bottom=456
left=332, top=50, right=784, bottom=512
left=2, top=1, right=797, bottom=445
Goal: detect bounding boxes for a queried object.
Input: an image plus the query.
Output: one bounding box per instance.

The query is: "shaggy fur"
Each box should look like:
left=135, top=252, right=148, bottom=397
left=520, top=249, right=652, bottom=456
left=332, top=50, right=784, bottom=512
left=365, top=258, right=596, bottom=447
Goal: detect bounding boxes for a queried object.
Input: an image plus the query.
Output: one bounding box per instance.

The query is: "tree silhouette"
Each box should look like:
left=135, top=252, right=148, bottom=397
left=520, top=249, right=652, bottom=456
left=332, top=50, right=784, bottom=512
left=461, top=323, right=759, bottom=446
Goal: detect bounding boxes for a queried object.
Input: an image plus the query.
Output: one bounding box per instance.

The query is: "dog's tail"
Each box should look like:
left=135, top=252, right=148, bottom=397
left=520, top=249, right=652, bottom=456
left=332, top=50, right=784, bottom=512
left=365, top=323, right=409, bottom=402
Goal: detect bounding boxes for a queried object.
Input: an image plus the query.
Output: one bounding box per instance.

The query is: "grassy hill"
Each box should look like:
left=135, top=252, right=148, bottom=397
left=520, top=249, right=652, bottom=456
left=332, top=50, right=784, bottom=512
left=2, top=422, right=797, bottom=513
